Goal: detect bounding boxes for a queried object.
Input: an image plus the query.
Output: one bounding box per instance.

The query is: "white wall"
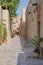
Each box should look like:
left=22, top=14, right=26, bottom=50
left=22, top=8, right=26, bottom=22
left=12, top=16, right=21, bottom=35
left=2, top=10, right=11, bottom=43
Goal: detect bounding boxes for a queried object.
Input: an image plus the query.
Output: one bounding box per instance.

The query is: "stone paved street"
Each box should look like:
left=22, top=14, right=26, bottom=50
left=0, top=35, right=26, bottom=65
left=26, top=47, right=43, bottom=65
left=0, top=35, right=43, bottom=65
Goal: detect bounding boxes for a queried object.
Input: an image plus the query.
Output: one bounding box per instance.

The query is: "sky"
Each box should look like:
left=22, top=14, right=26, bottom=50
left=16, top=0, right=29, bottom=15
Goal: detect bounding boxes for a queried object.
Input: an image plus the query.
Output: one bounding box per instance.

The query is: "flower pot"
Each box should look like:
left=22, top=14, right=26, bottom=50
left=0, top=41, right=2, bottom=45
left=2, top=38, right=7, bottom=44
left=33, top=52, right=40, bottom=58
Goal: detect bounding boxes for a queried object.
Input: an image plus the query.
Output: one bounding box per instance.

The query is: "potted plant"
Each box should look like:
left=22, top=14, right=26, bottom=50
left=0, top=22, right=3, bottom=45
left=0, top=33, right=3, bottom=45
left=2, top=25, right=7, bottom=43
left=32, top=37, right=43, bottom=58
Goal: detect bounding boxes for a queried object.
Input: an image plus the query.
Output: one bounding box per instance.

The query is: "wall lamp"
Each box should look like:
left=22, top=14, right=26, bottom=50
left=28, top=3, right=38, bottom=7
left=26, top=3, right=38, bottom=14
left=26, top=12, right=31, bottom=14
left=32, top=3, right=38, bottom=6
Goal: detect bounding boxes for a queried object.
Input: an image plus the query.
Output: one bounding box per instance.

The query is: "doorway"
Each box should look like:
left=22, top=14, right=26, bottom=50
left=37, top=22, right=40, bottom=39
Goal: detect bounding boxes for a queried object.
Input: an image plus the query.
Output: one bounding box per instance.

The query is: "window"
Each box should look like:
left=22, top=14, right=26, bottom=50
left=16, top=21, right=18, bottom=23
left=32, top=17, right=34, bottom=22
left=33, top=9, right=36, bottom=13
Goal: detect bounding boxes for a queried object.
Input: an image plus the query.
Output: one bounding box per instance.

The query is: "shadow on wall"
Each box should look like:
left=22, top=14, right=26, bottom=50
left=17, top=36, right=34, bottom=65
left=17, top=36, right=43, bottom=65
left=17, top=53, right=26, bottom=65
left=17, top=37, right=28, bottom=65
left=17, top=37, right=27, bottom=65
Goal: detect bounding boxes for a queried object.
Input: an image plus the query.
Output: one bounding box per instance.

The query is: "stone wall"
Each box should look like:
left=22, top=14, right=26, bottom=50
left=40, top=0, right=43, bottom=57
left=40, top=0, right=43, bottom=38
left=26, top=0, right=38, bottom=40
left=2, top=10, right=11, bottom=43
left=21, top=8, right=26, bottom=38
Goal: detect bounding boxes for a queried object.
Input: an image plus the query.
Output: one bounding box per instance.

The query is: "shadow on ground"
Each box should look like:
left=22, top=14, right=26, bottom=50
left=17, top=36, right=43, bottom=65
left=17, top=36, right=33, bottom=65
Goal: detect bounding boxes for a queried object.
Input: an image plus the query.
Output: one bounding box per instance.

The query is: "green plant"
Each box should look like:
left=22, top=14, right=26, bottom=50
left=31, top=37, right=43, bottom=58
left=1, top=0, right=20, bottom=16
left=32, top=37, right=43, bottom=50
left=0, top=22, right=7, bottom=44
left=0, top=22, right=3, bottom=44
left=3, top=26, right=7, bottom=39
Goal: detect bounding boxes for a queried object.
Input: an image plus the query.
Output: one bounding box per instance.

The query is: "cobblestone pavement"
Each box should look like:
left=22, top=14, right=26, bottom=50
left=26, top=47, right=43, bottom=65
left=24, top=42, right=43, bottom=65
left=0, top=35, right=26, bottom=65
left=0, top=35, right=43, bottom=65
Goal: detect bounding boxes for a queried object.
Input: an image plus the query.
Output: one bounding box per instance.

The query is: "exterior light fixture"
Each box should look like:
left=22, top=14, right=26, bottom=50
left=32, top=3, right=38, bottom=6
left=32, top=3, right=38, bottom=12
left=29, top=3, right=38, bottom=7
left=27, top=12, right=31, bottom=14
left=26, top=3, right=38, bottom=14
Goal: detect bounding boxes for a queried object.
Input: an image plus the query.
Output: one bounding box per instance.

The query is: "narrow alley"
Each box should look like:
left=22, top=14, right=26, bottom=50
left=0, top=0, right=43, bottom=65
left=0, top=35, right=43, bottom=65
left=0, top=35, right=26, bottom=65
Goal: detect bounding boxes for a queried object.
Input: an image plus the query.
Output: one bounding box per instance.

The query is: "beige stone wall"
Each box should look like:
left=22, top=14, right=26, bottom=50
left=21, top=8, right=26, bottom=38
left=26, top=0, right=38, bottom=40
left=2, top=10, right=11, bottom=43
left=26, top=13, right=37, bottom=40
left=40, top=0, right=43, bottom=48
left=22, top=8, right=26, bottom=22
left=19, top=18, right=22, bottom=36
left=40, top=0, right=43, bottom=38
left=12, top=16, right=21, bottom=36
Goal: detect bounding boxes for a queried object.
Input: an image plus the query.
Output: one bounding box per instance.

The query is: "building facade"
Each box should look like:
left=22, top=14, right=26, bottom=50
left=0, top=6, right=11, bottom=43
left=40, top=0, right=43, bottom=58
left=2, top=9, right=11, bottom=43
left=26, top=0, right=43, bottom=58
left=26, top=0, right=38, bottom=40
left=11, top=16, right=21, bottom=36
left=20, top=8, right=26, bottom=38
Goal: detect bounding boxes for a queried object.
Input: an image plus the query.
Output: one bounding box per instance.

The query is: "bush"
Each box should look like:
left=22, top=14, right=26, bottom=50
left=0, top=22, right=7, bottom=44
left=0, top=22, right=3, bottom=43
left=3, top=25, right=7, bottom=39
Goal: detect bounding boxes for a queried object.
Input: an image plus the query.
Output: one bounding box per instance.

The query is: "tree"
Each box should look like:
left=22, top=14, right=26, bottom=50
left=0, top=0, right=20, bottom=16
left=0, top=22, right=3, bottom=43
left=3, top=25, right=7, bottom=39
left=0, top=0, right=20, bottom=36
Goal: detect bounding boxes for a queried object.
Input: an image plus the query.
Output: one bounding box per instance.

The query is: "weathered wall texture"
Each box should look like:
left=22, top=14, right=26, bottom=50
left=40, top=0, right=43, bottom=48
left=26, top=0, right=38, bottom=40
left=21, top=8, right=26, bottom=38
left=11, top=16, right=21, bottom=36
left=2, top=10, right=11, bottom=43
left=40, top=0, right=43, bottom=38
